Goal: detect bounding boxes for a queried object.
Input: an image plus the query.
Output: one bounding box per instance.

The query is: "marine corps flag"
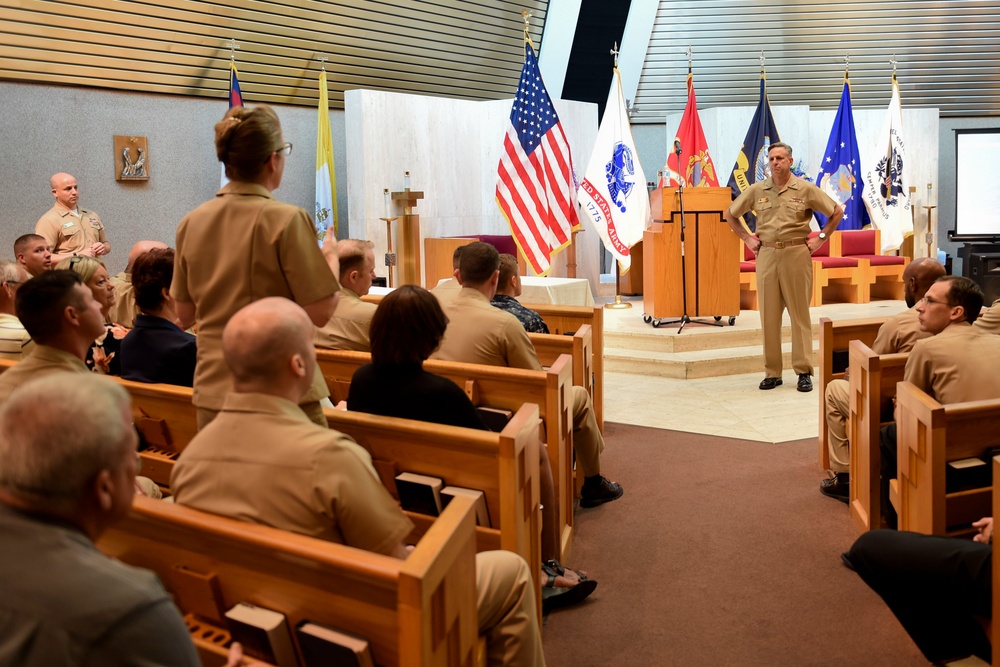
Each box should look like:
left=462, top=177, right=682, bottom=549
left=315, top=69, right=337, bottom=242
left=816, top=76, right=868, bottom=231
left=862, top=73, right=911, bottom=252
left=727, top=72, right=781, bottom=232
left=578, top=69, right=649, bottom=273
left=666, top=70, right=719, bottom=188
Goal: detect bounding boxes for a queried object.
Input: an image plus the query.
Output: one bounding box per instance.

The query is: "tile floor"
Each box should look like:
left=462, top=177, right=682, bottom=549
left=600, top=298, right=910, bottom=443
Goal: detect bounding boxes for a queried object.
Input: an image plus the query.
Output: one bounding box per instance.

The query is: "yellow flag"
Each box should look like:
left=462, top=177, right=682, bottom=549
left=315, top=70, right=337, bottom=240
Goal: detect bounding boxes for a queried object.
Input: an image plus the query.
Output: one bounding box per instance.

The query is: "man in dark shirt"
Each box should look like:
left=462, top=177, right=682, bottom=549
left=490, top=253, right=549, bottom=334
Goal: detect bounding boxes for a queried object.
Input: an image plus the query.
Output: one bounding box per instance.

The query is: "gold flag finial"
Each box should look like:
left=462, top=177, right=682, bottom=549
left=521, top=10, right=535, bottom=48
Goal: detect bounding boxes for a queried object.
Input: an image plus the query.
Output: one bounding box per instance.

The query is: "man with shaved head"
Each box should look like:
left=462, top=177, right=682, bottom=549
left=108, top=240, right=168, bottom=328
left=315, top=239, right=378, bottom=351
left=173, top=297, right=545, bottom=667
left=36, top=173, right=110, bottom=264
left=13, top=234, right=52, bottom=278
left=820, top=257, right=947, bottom=502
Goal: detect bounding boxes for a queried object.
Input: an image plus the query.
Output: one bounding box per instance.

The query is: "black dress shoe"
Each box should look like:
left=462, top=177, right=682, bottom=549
left=797, top=373, right=813, bottom=392
left=580, top=476, right=623, bottom=508
left=759, top=377, right=782, bottom=390
left=820, top=472, right=849, bottom=503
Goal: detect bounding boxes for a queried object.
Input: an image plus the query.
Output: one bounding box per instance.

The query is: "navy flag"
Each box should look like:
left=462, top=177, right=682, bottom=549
left=727, top=73, right=780, bottom=232
left=815, top=78, right=868, bottom=231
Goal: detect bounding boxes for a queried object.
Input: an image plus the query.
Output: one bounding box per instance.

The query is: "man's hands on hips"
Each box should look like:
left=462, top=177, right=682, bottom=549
left=744, top=235, right=762, bottom=256
left=806, top=235, right=825, bottom=254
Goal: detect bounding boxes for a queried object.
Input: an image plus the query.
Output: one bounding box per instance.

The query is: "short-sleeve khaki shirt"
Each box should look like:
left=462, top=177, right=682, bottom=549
left=431, top=288, right=542, bottom=371
left=729, top=175, right=838, bottom=242
left=315, top=287, right=377, bottom=352
left=35, top=206, right=108, bottom=256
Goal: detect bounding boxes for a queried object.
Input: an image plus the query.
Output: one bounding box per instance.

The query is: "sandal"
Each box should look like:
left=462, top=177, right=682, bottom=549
left=541, top=559, right=597, bottom=613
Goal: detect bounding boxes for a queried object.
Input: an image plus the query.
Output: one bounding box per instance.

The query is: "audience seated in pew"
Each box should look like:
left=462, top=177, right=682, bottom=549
left=57, top=255, right=126, bottom=376
left=108, top=239, right=167, bottom=328
left=315, top=238, right=378, bottom=352
left=0, top=259, right=33, bottom=361
left=431, top=241, right=623, bottom=508
left=0, top=373, right=245, bottom=667
left=120, top=247, right=196, bottom=387
left=880, top=276, right=1000, bottom=528
left=820, top=258, right=944, bottom=503
left=171, top=297, right=545, bottom=667
left=975, top=296, right=1000, bottom=334
left=348, top=284, right=597, bottom=613
left=491, top=253, right=549, bottom=334
left=13, top=233, right=52, bottom=278
left=430, top=244, right=464, bottom=306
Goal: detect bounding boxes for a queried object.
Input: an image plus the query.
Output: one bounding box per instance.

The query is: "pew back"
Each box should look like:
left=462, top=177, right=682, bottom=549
left=529, top=323, right=594, bottom=430
left=97, top=495, right=481, bottom=667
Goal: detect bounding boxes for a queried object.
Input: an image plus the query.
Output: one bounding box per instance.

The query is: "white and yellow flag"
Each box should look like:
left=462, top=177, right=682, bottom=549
left=315, top=69, right=337, bottom=241
left=862, top=75, right=911, bottom=252
left=577, top=69, right=649, bottom=273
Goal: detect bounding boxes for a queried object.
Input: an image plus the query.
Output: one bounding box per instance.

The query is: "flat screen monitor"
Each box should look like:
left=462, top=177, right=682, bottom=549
left=955, top=129, right=1000, bottom=238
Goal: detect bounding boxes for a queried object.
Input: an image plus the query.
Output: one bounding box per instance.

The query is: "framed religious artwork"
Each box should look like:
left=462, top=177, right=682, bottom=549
left=114, top=135, right=150, bottom=181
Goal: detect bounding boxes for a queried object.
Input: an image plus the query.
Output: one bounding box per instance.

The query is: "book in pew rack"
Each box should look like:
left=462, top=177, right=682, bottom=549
left=476, top=406, right=513, bottom=432
left=441, top=486, right=491, bottom=528
left=224, top=602, right=298, bottom=666
left=394, top=472, right=443, bottom=516
left=296, top=621, right=375, bottom=667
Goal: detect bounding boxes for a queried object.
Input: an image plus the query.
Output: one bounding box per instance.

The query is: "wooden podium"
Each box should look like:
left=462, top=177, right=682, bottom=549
left=642, top=187, right=740, bottom=322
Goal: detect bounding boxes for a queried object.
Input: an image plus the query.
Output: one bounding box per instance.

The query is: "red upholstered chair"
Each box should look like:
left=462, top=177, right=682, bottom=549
left=739, top=242, right=759, bottom=310
left=810, top=231, right=870, bottom=307
left=830, top=229, right=908, bottom=301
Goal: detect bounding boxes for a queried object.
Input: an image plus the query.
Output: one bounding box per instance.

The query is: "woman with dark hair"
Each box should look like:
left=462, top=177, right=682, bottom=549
left=56, top=255, right=124, bottom=375
left=170, top=104, right=340, bottom=428
left=119, top=247, right=196, bottom=386
left=348, top=285, right=597, bottom=612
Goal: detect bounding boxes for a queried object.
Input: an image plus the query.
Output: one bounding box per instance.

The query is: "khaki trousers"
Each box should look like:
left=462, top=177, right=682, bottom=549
left=197, top=400, right=328, bottom=430
left=757, top=245, right=814, bottom=377
left=825, top=378, right=850, bottom=472
left=476, top=551, right=545, bottom=667
left=571, top=385, right=604, bottom=477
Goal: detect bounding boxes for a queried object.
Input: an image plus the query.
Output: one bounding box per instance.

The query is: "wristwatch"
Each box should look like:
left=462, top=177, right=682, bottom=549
left=818, top=232, right=827, bottom=241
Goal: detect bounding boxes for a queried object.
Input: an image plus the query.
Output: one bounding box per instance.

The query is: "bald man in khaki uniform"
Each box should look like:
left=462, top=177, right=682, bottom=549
left=172, top=298, right=544, bottom=667
left=820, top=258, right=945, bottom=502
left=725, top=143, right=842, bottom=392
left=316, top=239, right=378, bottom=352
left=36, top=173, right=110, bottom=264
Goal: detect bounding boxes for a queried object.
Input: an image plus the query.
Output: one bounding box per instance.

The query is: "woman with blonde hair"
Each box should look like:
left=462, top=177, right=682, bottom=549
left=170, top=104, right=340, bottom=428
left=56, top=255, right=124, bottom=375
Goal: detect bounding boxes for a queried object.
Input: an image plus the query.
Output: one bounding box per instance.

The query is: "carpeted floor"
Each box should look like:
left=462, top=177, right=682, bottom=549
left=542, top=422, right=927, bottom=666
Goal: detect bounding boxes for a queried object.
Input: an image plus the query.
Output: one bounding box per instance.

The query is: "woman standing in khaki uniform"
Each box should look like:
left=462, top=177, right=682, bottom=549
left=170, top=104, right=340, bottom=428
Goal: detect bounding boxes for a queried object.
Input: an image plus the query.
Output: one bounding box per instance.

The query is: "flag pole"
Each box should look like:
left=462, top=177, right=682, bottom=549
left=605, top=42, right=632, bottom=311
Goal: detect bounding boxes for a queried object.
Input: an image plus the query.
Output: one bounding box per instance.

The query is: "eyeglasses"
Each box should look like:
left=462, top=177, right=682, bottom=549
left=276, top=142, right=293, bottom=156
left=69, top=256, right=84, bottom=270
left=919, top=295, right=954, bottom=307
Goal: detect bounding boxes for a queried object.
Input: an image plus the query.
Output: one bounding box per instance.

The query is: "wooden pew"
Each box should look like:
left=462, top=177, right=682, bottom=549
left=316, top=349, right=575, bottom=563
left=991, top=456, right=1000, bottom=667
left=893, top=382, right=1000, bottom=536
left=817, top=317, right=886, bottom=469
left=529, top=323, right=594, bottom=428
left=846, top=340, right=908, bottom=532
left=97, top=494, right=482, bottom=667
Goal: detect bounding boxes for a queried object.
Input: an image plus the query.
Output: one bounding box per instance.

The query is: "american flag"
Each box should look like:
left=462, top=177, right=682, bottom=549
left=496, top=44, right=579, bottom=276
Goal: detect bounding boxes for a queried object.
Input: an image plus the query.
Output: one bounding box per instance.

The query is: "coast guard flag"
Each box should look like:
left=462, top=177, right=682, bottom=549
left=315, top=69, right=337, bottom=242
left=578, top=69, right=649, bottom=273
left=496, top=44, right=580, bottom=276
left=815, top=78, right=869, bottom=231
left=862, top=76, right=911, bottom=252
left=666, top=71, right=719, bottom=188
left=221, top=61, right=244, bottom=188
left=727, top=74, right=781, bottom=232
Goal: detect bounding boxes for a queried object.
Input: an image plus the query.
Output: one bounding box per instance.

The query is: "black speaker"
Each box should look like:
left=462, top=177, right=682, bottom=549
left=967, top=252, right=1000, bottom=304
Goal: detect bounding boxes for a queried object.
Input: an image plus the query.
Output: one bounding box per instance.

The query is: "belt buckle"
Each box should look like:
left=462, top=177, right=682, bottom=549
left=774, top=240, right=785, bottom=249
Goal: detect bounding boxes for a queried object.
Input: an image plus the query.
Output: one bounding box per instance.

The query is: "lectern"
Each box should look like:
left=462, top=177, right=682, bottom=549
left=642, top=187, right=740, bottom=321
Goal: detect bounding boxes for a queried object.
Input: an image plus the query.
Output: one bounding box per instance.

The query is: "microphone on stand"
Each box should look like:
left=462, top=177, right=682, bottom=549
left=674, top=139, right=682, bottom=156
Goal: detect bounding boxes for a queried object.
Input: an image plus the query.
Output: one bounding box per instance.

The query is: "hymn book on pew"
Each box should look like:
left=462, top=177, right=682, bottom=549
left=394, top=472, right=444, bottom=516
left=225, top=602, right=298, bottom=667
left=476, top=406, right=513, bottom=432
left=295, top=621, right=375, bottom=667
left=442, top=486, right=491, bottom=527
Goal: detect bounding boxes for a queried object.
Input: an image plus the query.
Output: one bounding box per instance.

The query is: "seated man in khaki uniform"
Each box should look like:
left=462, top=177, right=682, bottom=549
left=108, top=240, right=167, bottom=328
left=0, top=260, right=33, bottom=362
left=820, top=258, right=945, bottom=502
left=315, top=239, right=378, bottom=351
left=430, top=244, right=464, bottom=307
left=172, top=297, right=544, bottom=667
left=880, top=276, right=1000, bottom=527
left=36, top=173, right=111, bottom=264
left=13, top=234, right=52, bottom=277
left=431, top=242, right=623, bottom=508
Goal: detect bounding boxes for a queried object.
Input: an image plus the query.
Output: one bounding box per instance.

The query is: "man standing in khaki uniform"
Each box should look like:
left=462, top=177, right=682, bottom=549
left=725, top=143, right=842, bottom=392
left=36, top=173, right=111, bottom=264
left=315, top=239, right=378, bottom=351
left=819, top=258, right=944, bottom=502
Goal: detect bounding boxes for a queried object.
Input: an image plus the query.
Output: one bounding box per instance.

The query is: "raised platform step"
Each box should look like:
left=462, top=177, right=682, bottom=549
left=605, top=341, right=820, bottom=379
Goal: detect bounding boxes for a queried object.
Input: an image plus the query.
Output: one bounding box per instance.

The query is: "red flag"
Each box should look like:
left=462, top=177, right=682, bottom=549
left=666, top=72, right=719, bottom=188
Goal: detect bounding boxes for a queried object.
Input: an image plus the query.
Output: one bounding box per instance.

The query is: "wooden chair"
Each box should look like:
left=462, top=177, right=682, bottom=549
left=739, top=243, right=758, bottom=311
left=97, top=494, right=483, bottom=667
left=817, top=317, right=886, bottom=469
left=830, top=228, right=908, bottom=302
left=892, top=382, right=1000, bottom=536
left=810, top=231, right=870, bottom=307
left=846, top=340, right=908, bottom=532
left=316, top=349, right=576, bottom=563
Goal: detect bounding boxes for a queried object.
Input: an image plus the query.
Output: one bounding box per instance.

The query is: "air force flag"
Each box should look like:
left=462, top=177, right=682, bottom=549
left=815, top=79, right=869, bottom=231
